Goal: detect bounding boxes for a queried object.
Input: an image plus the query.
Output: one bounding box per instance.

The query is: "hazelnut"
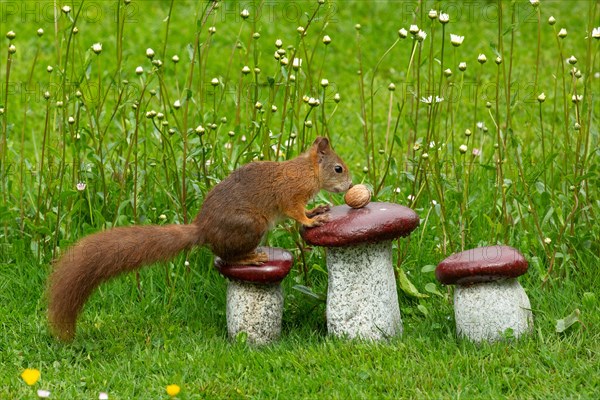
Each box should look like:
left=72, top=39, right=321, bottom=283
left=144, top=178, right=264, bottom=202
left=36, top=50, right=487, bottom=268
left=344, top=184, right=371, bottom=209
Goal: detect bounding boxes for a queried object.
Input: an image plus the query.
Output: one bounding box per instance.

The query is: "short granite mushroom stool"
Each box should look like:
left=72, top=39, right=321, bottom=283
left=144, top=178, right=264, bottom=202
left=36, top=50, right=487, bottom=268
left=435, top=245, right=533, bottom=343
left=214, top=247, right=293, bottom=345
left=301, top=202, right=419, bottom=340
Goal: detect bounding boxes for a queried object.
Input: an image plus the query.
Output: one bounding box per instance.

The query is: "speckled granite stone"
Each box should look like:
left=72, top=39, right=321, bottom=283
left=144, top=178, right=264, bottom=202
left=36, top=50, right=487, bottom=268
left=326, top=241, right=402, bottom=340
left=226, top=281, right=283, bottom=345
left=454, top=279, right=533, bottom=343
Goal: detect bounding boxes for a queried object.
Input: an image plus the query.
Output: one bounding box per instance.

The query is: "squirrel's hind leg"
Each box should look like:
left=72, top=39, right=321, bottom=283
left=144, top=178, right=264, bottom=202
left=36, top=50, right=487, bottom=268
left=226, top=250, right=269, bottom=265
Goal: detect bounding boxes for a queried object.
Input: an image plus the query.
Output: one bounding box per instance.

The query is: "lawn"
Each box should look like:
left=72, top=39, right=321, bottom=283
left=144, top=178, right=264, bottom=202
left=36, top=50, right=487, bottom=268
left=1, top=0, right=599, bottom=398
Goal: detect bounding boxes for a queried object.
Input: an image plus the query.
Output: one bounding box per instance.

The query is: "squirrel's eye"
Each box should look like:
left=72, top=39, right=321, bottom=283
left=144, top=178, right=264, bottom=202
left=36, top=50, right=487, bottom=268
left=334, top=165, right=343, bottom=173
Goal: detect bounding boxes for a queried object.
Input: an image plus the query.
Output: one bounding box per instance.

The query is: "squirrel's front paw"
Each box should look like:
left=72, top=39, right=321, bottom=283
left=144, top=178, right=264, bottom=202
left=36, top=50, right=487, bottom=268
left=306, top=204, right=331, bottom=218
left=305, top=213, right=330, bottom=228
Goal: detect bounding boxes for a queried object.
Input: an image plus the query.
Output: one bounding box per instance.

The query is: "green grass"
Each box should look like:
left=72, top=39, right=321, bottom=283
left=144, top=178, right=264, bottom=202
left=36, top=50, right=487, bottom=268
left=1, top=0, right=599, bottom=398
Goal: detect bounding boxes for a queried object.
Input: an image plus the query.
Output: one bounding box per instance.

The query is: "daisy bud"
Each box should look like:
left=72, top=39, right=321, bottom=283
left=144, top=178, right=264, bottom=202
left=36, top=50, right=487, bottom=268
left=571, top=94, right=583, bottom=103
left=208, top=26, right=216, bottom=35
left=409, top=25, right=419, bottom=35
left=416, top=30, right=427, bottom=42
left=304, top=120, right=313, bottom=128
left=459, top=144, right=468, bottom=154
left=62, top=5, right=71, bottom=13
left=135, top=66, right=143, bottom=75
left=458, top=62, right=467, bottom=71
left=320, top=78, right=329, bottom=87
left=495, top=56, right=502, bottom=65
left=529, top=0, right=539, bottom=8
left=574, top=122, right=581, bottom=131
left=421, top=152, right=429, bottom=160
left=211, top=77, right=220, bottom=86
left=8, top=44, right=16, bottom=54
left=146, top=48, right=155, bottom=59
left=0, top=107, right=4, bottom=115
left=255, top=101, right=263, bottom=110
left=68, top=116, right=75, bottom=124
left=428, top=9, right=438, bottom=19
left=574, top=69, right=582, bottom=79
left=6, top=31, right=16, bottom=40
left=297, top=26, right=305, bottom=35
left=172, top=55, right=179, bottom=63
left=173, top=100, right=181, bottom=109
left=308, top=97, right=320, bottom=107
left=254, top=67, right=261, bottom=74
left=557, top=28, right=567, bottom=38
left=279, top=57, right=289, bottom=66
left=152, top=59, right=162, bottom=68
left=486, top=101, right=492, bottom=108
left=275, top=39, right=283, bottom=48
left=354, top=24, right=361, bottom=31
left=37, top=28, right=44, bottom=37
left=477, top=54, right=487, bottom=64
left=444, top=68, right=452, bottom=77
left=567, top=55, right=577, bottom=65
left=450, top=34, right=464, bottom=47
left=240, top=9, right=250, bottom=19
left=333, top=93, right=341, bottom=103
left=289, top=74, right=296, bottom=82
left=548, top=16, right=556, bottom=25
left=322, top=35, right=331, bottom=45
left=195, top=125, right=205, bottom=134
left=241, top=65, right=251, bottom=74
left=438, top=13, right=449, bottom=24
left=593, top=27, right=600, bottom=40
left=398, top=28, right=408, bottom=39
left=544, top=237, right=551, bottom=244
left=253, top=32, right=260, bottom=39
left=388, top=83, right=396, bottom=91
left=271, top=105, right=277, bottom=112
left=277, top=49, right=286, bottom=56
left=273, top=51, right=280, bottom=60
left=292, top=58, right=302, bottom=70
left=47, top=65, right=53, bottom=73
left=465, top=128, right=472, bottom=136
left=537, top=93, right=546, bottom=103
left=72, top=27, right=79, bottom=34
left=91, top=43, right=102, bottom=55
left=146, top=110, right=157, bottom=119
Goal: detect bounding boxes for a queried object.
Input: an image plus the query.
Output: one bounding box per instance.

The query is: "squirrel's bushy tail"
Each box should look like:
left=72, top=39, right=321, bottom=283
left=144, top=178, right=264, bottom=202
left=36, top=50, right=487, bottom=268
left=48, top=224, right=201, bottom=341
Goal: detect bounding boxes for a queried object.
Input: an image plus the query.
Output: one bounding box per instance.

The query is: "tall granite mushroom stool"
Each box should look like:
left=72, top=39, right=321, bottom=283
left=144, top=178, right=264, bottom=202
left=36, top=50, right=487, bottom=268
left=435, top=245, right=533, bottom=343
left=301, top=202, right=419, bottom=340
left=214, top=247, right=293, bottom=346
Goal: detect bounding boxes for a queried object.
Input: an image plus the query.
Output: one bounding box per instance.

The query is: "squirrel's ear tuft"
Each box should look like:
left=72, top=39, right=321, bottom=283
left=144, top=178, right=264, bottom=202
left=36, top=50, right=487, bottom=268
left=313, top=136, right=330, bottom=153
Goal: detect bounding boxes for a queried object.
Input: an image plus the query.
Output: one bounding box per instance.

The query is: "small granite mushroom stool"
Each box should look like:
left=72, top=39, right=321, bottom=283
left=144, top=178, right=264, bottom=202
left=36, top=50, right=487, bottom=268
left=301, top=202, right=419, bottom=340
left=214, top=247, right=293, bottom=345
left=435, top=245, right=533, bottom=343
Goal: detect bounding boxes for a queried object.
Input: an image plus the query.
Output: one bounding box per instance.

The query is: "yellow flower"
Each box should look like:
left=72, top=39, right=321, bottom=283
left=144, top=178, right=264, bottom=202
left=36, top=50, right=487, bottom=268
left=166, top=384, right=180, bottom=397
left=21, top=368, right=40, bottom=386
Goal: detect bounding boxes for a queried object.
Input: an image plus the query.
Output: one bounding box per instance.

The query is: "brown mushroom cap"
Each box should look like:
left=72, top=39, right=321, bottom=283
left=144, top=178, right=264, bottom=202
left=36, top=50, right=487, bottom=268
left=435, top=246, right=528, bottom=285
left=301, top=202, right=419, bottom=247
left=214, top=247, right=293, bottom=284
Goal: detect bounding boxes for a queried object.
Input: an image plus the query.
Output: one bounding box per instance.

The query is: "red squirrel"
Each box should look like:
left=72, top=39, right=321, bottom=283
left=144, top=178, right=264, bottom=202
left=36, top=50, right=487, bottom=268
left=48, top=136, right=352, bottom=341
